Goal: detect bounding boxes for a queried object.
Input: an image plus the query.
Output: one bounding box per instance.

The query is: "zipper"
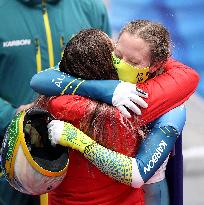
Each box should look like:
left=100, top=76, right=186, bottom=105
left=42, top=0, right=54, bottom=67
left=40, top=193, right=48, bottom=205
left=35, top=38, right=42, bottom=72
left=40, top=3, right=53, bottom=205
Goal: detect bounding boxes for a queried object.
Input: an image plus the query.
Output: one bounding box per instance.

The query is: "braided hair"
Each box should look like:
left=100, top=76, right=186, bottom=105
left=119, top=20, right=171, bottom=67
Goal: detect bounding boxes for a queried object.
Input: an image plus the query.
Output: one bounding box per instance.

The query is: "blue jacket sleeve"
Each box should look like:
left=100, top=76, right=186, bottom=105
left=30, top=67, right=119, bottom=105
left=135, top=105, right=186, bottom=182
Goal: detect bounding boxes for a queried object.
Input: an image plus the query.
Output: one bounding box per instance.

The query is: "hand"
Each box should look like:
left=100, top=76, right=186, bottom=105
left=16, top=102, right=35, bottom=114
left=47, top=120, right=65, bottom=146
left=47, top=120, right=94, bottom=152
left=112, top=82, right=148, bottom=118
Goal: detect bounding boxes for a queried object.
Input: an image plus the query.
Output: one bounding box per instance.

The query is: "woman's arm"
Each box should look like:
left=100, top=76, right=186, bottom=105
left=137, top=58, right=199, bottom=125
left=31, top=59, right=199, bottom=121
left=30, top=67, right=118, bottom=104
left=30, top=68, right=147, bottom=117
left=48, top=105, right=186, bottom=188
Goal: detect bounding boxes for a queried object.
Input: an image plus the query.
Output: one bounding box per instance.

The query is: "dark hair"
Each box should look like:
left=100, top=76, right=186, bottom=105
left=59, top=29, right=118, bottom=80
left=119, top=20, right=171, bottom=66
left=58, top=28, right=141, bottom=156
left=31, top=29, right=142, bottom=157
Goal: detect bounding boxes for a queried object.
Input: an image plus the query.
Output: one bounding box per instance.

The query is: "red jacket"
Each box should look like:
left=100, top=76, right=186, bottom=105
left=137, top=58, right=199, bottom=125
left=48, top=95, right=144, bottom=205
left=47, top=59, right=199, bottom=205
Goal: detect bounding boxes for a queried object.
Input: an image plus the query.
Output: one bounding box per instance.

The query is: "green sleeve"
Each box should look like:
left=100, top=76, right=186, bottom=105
left=0, top=98, right=17, bottom=137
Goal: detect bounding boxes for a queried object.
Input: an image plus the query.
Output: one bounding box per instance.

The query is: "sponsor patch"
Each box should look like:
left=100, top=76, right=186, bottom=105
left=3, top=39, right=31, bottom=47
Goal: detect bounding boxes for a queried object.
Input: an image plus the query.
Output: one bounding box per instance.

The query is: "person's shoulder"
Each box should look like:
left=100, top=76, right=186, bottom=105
left=75, top=0, right=105, bottom=11
left=49, top=95, right=91, bottom=108
left=0, top=0, right=19, bottom=9
left=0, top=0, right=10, bottom=7
left=77, top=0, right=104, bottom=6
left=48, top=95, right=91, bottom=121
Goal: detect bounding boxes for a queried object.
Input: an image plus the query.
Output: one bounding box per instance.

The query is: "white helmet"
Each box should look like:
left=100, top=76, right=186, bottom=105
left=1, top=108, right=69, bottom=195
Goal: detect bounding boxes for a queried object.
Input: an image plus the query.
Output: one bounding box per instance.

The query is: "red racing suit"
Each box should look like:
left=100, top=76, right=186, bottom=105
left=47, top=59, right=199, bottom=205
